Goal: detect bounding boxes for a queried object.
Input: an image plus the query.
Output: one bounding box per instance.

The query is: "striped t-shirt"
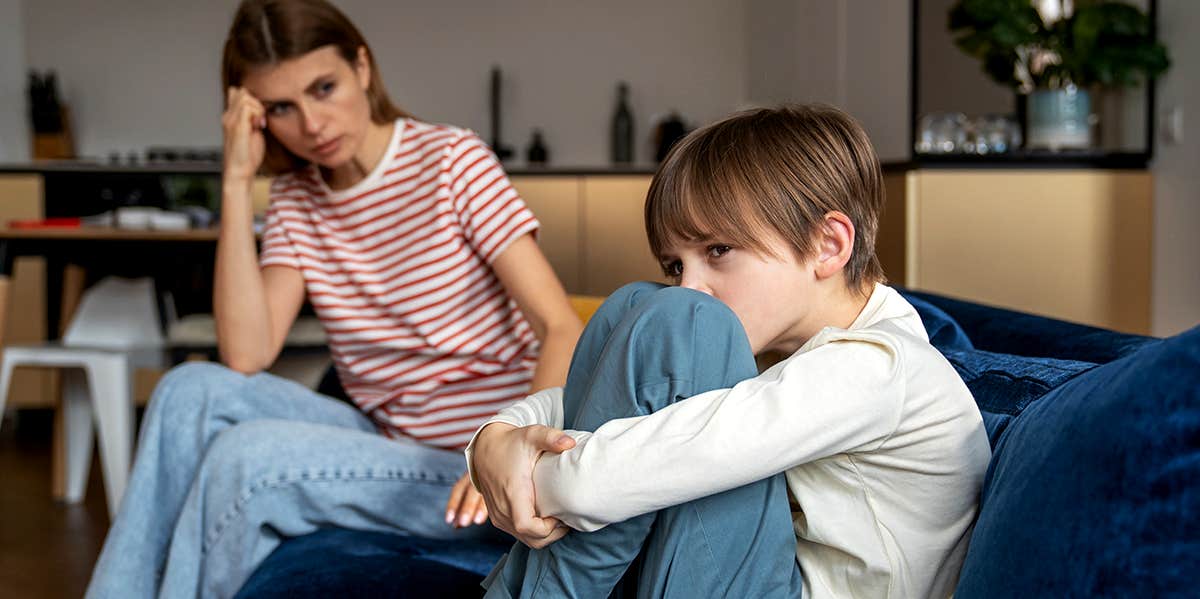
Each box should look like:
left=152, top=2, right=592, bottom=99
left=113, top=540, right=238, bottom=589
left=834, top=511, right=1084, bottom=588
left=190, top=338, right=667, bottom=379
left=260, top=118, right=540, bottom=448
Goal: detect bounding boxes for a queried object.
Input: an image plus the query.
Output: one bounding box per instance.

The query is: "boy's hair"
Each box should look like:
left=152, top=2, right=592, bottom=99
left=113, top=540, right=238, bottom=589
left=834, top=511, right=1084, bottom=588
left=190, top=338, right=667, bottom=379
left=644, top=104, right=885, bottom=292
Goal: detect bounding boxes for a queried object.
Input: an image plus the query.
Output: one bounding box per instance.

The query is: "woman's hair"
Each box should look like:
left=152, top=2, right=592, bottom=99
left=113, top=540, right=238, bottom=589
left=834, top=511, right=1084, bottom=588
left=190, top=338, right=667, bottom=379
left=221, top=0, right=408, bottom=175
left=644, top=104, right=886, bottom=293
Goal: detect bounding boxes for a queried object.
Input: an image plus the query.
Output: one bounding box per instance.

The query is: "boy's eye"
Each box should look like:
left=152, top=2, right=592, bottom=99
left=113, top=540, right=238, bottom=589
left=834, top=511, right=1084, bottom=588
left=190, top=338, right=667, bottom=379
left=662, top=260, right=683, bottom=278
left=707, top=245, right=731, bottom=258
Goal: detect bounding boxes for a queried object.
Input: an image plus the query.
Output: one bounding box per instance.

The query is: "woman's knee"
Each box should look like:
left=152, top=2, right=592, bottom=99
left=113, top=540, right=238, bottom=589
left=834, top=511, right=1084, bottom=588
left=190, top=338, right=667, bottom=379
left=144, top=362, right=248, bottom=425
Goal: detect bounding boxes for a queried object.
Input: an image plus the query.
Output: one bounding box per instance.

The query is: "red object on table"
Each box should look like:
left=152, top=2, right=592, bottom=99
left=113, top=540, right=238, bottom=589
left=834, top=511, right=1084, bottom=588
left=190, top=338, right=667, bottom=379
left=8, top=217, right=82, bottom=229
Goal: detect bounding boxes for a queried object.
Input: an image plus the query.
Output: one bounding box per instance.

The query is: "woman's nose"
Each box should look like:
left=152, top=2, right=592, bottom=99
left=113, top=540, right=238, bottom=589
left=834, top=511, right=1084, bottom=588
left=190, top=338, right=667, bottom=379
left=299, top=103, right=324, bottom=136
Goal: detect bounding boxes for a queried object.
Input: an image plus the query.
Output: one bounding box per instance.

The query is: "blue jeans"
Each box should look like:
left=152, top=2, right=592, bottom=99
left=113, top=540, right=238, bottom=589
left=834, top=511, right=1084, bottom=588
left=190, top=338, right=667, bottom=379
left=484, top=283, right=804, bottom=598
left=86, top=362, right=507, bottom=599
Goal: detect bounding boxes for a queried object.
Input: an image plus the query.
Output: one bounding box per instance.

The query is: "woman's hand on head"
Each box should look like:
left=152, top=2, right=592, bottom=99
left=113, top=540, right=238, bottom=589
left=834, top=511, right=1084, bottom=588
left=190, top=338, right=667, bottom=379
left=222, top=86, right=267, bottom=184
left=471, top=423, right=576, bottom=548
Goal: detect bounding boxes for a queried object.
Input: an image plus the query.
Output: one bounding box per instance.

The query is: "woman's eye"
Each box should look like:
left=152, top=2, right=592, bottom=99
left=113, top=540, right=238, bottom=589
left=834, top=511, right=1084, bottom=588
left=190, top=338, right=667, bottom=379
left=708, top=245, right=731, bottom=258
left=266, top=104, right=290, bottom=117
left=316, top=81, right=336, bottom=97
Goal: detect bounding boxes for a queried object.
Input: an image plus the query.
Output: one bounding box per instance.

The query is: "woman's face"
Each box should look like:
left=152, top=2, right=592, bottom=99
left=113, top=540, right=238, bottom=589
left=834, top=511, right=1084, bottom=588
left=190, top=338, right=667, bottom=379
left=242, top=45, right=373, bottom=169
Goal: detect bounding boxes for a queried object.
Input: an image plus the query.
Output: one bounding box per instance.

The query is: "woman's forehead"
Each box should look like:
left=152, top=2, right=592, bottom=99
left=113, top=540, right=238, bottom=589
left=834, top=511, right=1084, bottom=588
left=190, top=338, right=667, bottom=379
left=242, top=45, right=346, bottom=98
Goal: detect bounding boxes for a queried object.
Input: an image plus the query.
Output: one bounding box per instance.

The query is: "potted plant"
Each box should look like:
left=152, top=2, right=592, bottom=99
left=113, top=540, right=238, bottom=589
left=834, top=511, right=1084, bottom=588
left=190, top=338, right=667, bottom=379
left=948, top=0, right=1169, bottom=150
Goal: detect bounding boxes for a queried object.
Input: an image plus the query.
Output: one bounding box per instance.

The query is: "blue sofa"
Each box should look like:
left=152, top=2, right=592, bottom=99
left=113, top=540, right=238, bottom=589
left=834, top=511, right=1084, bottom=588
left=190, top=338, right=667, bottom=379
left=238, top=290, right=1200, bottom=598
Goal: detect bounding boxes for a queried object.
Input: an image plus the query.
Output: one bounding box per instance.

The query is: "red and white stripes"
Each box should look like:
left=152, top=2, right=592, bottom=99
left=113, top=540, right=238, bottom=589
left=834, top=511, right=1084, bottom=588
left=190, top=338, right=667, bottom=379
left=260, top=119, right=539, bottom=448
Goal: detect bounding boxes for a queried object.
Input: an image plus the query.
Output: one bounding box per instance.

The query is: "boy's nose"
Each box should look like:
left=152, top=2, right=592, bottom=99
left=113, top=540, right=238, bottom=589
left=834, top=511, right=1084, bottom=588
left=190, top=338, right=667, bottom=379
left=678, top=276, right=713, bottom=296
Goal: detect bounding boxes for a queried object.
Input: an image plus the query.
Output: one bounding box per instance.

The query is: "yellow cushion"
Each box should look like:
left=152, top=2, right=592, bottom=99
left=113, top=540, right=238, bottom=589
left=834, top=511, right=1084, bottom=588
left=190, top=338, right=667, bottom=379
left=568, top=295, right=605, bottom=325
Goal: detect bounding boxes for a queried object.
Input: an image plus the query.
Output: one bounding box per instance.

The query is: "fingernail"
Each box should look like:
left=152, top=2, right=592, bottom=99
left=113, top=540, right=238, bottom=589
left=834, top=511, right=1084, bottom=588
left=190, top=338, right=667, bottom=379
left=445, top=511, right=455, bottom=524
left=474, top=511, right=487, bottom=525
left=459, top=514, right=471, bottom=527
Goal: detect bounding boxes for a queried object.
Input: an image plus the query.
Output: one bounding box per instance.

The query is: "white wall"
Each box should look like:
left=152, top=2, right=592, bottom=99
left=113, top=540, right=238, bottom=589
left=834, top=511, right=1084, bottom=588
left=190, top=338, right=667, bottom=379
left=0, top=0, right=29, bottom=162
left=1152, top=1, right=1200, bottom=336
left=746, top=0, right=910, bottom=162
left=22, top=0, right=747, bottom=166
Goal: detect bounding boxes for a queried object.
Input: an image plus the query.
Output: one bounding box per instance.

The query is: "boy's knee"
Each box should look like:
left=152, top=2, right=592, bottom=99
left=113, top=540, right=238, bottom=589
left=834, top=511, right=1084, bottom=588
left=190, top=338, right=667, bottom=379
left=596, top=282, right=667, bottom=321
left=632, top=287, right=741, bottom=333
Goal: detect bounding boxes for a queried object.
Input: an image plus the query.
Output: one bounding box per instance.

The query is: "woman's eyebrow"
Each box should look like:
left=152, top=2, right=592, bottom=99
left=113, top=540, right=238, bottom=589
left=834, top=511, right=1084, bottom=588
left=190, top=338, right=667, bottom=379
left=304, top=72, right=337, bottom=93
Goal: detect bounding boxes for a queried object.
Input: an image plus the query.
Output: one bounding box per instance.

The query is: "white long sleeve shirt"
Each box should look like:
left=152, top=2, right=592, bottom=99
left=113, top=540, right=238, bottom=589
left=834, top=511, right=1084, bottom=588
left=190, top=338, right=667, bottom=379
left=468, top=284, right=991, bottom=599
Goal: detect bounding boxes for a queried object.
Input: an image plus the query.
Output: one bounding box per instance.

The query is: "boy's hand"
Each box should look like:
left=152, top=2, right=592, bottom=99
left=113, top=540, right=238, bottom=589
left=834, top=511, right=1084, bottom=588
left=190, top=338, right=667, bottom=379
left=471, top=422, right=576, bottom=548
left=444, top=472, right=489, bottom=528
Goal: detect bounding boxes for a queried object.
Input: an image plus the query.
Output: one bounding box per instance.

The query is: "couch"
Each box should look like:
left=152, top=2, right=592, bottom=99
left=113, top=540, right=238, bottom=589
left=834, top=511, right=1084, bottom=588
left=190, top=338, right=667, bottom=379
left=237, top=290, right=1200, bottom=598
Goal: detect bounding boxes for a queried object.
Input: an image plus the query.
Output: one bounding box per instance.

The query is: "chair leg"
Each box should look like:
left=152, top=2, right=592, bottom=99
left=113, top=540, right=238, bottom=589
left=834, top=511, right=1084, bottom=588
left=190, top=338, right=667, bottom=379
left=61, top=368, right=95, bottom=503
left=0, top=353, right=14, bottom=431
left=86, top=354, right=134, bottom=518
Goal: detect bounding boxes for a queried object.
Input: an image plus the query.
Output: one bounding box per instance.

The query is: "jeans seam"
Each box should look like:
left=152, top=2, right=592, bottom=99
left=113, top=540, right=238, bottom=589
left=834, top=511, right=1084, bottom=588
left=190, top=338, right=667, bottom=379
left=201, top=468, right=457, bottom=554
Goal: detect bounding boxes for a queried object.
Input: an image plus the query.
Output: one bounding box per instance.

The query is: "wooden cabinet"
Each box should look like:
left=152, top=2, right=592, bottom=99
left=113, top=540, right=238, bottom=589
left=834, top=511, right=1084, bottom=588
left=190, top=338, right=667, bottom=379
left=511, top=174, right=661, bottom=297
left=0, top=174, right=56, bottom=409
left=880, top=169, right=1153, bottom=334
left=509, top=176, right=584, bottom=293
left=581, top=176, right=663, bottom=296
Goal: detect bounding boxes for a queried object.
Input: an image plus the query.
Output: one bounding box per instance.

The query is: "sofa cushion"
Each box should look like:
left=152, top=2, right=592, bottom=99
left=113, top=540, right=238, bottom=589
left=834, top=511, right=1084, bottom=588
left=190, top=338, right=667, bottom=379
left=899, top=291, right=975, bottom=352
left=902, top=289, right=1158, bottom=364
left=234, top=528, right=510, bottom=599
left=955, top=325, right=1200, bottom=597
left=940, top=348, right=1097, bottom=446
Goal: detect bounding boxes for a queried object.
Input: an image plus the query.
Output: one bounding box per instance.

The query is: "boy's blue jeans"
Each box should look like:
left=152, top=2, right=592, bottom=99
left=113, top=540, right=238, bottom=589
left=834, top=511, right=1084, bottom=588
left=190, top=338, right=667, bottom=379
left=484, top=282, right=804, bottom=598
left=85, top=362, right=506, bottom=599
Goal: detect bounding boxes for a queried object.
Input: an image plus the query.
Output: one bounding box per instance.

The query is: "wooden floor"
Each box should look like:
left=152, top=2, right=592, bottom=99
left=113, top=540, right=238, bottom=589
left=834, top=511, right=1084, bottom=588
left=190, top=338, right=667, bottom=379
left=0, top=409, right=110, bottom=598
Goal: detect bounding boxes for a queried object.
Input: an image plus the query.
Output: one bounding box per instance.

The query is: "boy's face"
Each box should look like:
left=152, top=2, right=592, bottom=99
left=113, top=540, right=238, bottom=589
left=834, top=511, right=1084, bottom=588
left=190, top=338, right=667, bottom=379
left=658, top=230, right=825, bottom=355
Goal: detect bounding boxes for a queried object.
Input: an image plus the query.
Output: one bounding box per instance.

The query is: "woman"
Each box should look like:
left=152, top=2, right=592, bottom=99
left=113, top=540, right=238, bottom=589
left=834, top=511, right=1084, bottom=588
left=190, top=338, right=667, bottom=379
left=86, top=1, right=580, bottom=597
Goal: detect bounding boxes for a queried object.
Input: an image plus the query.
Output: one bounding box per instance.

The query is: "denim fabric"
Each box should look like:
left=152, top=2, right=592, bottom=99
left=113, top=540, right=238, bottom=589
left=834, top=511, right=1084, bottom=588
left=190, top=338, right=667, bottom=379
left=955, top=325, right=1200, bottom=598
left=486, top=283, right=803, bottom=598
left=235, top=528, right=511, bottom=599
left=902, top=289, right=1158, bottom=364
left=898, top=290, right=975, bottom=352
left=85, top=362, right=507, bottom=599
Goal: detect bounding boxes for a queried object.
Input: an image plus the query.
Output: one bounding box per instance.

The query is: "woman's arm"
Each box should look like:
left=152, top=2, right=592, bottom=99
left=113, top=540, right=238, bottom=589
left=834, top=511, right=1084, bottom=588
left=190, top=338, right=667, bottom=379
left=490, top=234, right=582, bottom=391
left=214, top=87, right=306, bottom=373
left=445, top=233, right=580, bottom=529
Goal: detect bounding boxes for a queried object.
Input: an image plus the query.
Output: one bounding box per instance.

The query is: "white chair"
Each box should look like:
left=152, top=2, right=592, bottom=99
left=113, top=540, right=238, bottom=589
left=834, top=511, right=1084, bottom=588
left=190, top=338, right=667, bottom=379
left=0, top=276, right=166, bottom=517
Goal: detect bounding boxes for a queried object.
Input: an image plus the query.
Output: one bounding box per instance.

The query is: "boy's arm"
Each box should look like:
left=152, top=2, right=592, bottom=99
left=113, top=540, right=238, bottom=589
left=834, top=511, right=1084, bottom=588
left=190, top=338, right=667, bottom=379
left=534, top=334, right=906, bottom=532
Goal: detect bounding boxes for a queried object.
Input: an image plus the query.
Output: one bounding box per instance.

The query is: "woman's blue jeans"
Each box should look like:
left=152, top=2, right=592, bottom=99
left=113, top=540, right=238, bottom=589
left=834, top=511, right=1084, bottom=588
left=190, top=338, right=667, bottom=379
left=85, top=362, right=506, bottom=599
left=484, top=282, right=804, bottom=598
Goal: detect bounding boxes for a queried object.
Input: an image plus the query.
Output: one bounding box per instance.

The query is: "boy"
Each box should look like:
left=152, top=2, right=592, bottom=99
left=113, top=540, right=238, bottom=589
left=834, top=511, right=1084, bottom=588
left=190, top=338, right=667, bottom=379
left=468, top=105, right=991, bottom=598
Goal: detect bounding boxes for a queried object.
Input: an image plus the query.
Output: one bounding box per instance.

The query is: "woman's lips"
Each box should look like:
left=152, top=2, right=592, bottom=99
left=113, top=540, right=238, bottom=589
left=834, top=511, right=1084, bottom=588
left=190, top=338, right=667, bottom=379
left=313, top=136, right=342, bottom=157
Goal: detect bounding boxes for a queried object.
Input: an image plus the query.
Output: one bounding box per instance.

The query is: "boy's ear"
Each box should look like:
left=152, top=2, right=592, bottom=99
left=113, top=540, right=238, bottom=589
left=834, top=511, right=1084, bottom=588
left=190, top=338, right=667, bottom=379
left=813, top=211, right=854, bottom=280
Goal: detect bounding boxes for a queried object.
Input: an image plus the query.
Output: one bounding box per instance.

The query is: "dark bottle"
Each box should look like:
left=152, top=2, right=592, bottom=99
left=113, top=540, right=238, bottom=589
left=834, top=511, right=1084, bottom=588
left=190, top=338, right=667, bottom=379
left=611, top=82, right=634, bottom=164
left=655, top=111, right=688, bottom=162
left=526, top=129, right=549, bottom=165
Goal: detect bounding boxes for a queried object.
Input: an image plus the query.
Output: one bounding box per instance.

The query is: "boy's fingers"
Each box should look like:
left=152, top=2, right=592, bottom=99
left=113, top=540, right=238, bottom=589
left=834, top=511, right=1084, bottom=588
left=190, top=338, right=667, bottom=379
left=528, top=426, right=575, bottom=453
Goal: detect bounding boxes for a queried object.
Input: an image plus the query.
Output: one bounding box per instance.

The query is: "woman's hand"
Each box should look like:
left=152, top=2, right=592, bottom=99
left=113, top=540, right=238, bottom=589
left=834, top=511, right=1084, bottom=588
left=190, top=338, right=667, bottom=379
left=444, top=472, right=489, bottom=528
left=472, top=422, right=576, bottom=548
left=222, top=86, right=267, bottom=185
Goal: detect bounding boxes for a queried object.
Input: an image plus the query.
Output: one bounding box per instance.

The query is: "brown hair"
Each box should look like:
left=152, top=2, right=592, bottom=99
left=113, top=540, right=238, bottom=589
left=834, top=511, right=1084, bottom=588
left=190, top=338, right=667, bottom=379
left=221, top=0, right=408, bottom=175
left=644, top=104, right=885, bottom=293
